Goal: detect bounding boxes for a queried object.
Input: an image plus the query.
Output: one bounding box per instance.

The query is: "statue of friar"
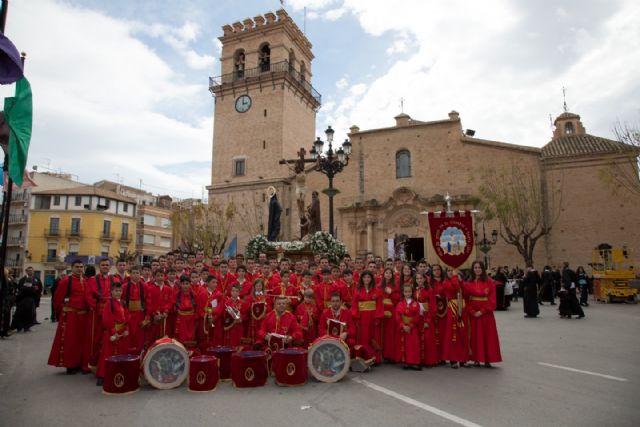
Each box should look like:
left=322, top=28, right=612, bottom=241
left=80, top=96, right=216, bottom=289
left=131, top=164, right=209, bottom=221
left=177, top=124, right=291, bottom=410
left=307, top=190, right=321, bottom=234
left=267, top=186, right=281, bottom=241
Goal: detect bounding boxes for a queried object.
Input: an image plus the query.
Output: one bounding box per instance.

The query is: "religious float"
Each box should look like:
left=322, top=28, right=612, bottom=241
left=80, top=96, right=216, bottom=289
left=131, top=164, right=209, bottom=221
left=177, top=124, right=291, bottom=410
left=246, top=231, right=346, bottom=263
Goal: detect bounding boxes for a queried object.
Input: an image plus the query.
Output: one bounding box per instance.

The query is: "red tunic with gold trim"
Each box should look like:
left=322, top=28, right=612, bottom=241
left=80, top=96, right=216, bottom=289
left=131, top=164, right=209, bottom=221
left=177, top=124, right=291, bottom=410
left=395, top=298, right=421, bottom=365
left=463, top=278, right=502, bottom=364
left=147, top=283, right=174, bottom=341
left=48, top=275, right=89, bottom=370
left=257, top=310, right=303, bottom=346
left=97, top=298, right=130, bottom=378
left=431, top=278, right=447, bottom=361
left=294, top=301, right=319, bottom=347
left=245, top=293, right=269, bottom=344
left=85, top=273, right=119, bottom=368
left=350, top=286, right=384, bottom=363
left=218, top=273, right=238, bottom=297
left=285, top=284, right=302, bottom=310
left=173, top=289, right=197, bottom=348
left=197, top=288, right=224, bottom=349
left=439, top=276, right=469, bottom=363
left=415, top=286, right=439, bottom=365
left=378, top=279, right=401, bottom=362
left=222, top=296, right=245, bottom=346
left=121, top=278, right=150, bottom=354
left=313, top=280, right=338, bottom=310
left=319, top=306, right=356, bottom=347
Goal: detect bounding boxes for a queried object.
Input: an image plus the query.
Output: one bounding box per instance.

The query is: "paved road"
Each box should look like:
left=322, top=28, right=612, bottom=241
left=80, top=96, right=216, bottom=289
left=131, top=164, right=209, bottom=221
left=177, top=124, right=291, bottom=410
left=1, top=298, right=638, bottom=427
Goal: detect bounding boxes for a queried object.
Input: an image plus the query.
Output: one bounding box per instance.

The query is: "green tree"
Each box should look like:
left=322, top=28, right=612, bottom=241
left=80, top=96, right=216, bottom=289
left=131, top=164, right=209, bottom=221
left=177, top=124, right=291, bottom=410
left=171, top=200, right=236, bottom=256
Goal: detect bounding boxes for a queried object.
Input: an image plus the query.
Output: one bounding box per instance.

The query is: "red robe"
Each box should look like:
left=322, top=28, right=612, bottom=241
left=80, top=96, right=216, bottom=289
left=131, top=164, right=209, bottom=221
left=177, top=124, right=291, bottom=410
left=378, top=279, right=401, bottom=362
left=223, top=296, right=245, bottom=347
left=464, top=278, right=502, bottom=364
left=432, top=278, right=446, bottom=360
left=147, top=283, right=174, bottom=341
left=121, top=278, right=150, bottom=354
left=218, top=273, right=238, bottom=296
left=351, top=286, right=384, bottom=363
left=415, top=286, right=439, bottom=365
left=173, top=289, right=197, bottom=348
left=48, top=275, right=89, bottom=370
left=294, top=301, right=320, bottom=347
left=85, top=273, right=119, bottom=368
left=319, top=307, right=356, bottom=347
left=245, top=294, right=269, bottom=344
left=439, top=276, right=469, bottom=363
left=97, top=298, right=130, bottom=378
left=395, top=298, right=421, bottom=365
left=313, top=281, right=338, bottom=310
left=197, top=288, right=224, bottom=349
left=257, top=310, right=303, bottom=346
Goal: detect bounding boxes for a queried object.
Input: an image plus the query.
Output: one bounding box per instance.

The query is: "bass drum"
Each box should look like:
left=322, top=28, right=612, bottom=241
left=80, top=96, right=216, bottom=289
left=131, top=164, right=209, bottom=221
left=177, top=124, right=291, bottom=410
left=307, top=335, right=350, bottom=383
left=143, top=337, right=189, bottom=389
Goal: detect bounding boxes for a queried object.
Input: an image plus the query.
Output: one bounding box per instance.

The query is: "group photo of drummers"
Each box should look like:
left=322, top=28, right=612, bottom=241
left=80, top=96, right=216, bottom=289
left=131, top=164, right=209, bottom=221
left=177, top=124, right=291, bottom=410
left=46, top=250, right=503, bottom=392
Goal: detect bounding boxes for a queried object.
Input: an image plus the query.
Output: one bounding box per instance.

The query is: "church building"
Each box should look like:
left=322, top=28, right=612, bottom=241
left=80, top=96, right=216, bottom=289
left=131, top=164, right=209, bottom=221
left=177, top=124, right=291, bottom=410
left=208, top=9, right=640, bottom=269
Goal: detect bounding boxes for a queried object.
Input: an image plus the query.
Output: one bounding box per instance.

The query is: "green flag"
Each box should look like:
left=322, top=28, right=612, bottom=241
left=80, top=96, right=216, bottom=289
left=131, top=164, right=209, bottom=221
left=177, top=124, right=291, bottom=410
left=4, top=77, right=32, bottom=186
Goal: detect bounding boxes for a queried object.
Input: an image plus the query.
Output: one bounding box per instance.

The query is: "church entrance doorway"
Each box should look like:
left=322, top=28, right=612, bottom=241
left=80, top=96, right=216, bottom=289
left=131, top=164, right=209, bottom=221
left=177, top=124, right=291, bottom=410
left=405, top=237, right=424, bottom=263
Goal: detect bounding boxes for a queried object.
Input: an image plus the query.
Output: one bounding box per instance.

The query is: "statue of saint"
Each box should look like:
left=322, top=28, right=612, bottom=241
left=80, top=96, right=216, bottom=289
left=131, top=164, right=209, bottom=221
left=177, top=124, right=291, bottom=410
left=307, top=190, right=321, bottom=234
left=267, top=186, right=281, bottom=241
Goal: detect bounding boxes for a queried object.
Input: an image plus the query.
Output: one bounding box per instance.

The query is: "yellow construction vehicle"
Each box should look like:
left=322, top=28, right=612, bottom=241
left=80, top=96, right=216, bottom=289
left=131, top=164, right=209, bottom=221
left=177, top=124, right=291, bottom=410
left=590, top=244, right=637, bottom=303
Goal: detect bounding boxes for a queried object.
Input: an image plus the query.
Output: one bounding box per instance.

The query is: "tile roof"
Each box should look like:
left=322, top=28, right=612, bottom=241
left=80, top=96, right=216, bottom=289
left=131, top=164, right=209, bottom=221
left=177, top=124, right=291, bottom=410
left=32, top=185, right=136, bottom=203
left=541, top=134, right=639, bottom=159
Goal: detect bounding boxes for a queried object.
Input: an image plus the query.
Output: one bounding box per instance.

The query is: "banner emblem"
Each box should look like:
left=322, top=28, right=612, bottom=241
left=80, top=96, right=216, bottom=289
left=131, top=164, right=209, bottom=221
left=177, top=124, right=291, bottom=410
left=428, top=211, right=474, bottom=268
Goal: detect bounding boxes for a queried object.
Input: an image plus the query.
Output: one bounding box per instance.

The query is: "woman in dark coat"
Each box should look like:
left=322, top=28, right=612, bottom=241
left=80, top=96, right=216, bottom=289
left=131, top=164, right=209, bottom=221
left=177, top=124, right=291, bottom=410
left=1, top=269, right=17, bottom=338
left=576, top=266, right=590, bottom=307
left=522, top=265, right=541, bottom=318
left=12, top=280, right=37, bottom=332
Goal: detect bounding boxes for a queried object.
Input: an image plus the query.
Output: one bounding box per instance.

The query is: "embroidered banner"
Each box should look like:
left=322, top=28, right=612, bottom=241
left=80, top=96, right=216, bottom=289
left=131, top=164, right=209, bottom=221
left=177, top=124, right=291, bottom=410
left=427, top=211, right=474, bottom=268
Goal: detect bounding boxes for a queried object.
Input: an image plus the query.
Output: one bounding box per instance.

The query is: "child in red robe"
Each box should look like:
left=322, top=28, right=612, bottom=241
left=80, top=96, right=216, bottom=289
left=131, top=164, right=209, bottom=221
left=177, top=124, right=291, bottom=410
left=173, top=276, right=198, bottom=348
left=96, top=282, right=129, bottom=386
left=351, top=270, right=384, bottom=364
left=245, top=279, right=268, bottom=345
left=223, top=284, right=245, bottom=346
left=395, top=284, right=422, bottom=370
left=295, top=288, right=319, bottom=347
left=198, top=275, right=224, bottom=350
left=414, top=272, right=438, bottom=366
left=121, top=266, right=150, bottom=355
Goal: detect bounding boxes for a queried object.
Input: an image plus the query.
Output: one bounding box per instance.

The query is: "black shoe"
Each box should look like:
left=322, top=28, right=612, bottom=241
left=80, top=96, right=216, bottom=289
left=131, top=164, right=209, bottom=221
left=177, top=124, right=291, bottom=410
left=402, top=365, right=410, bottom=370
left=96, top=378, right=104, bottom=387
left=450, top=362, right=459, bottom=369
left=484, top=363, right=493, bottom=368
left=460, top=363, right=471, bottom=368
left=66, top=368, right=76, bottom=375
left=411, top=365, right=422, bottom=371
left=474, top=362, right=481, bottom=368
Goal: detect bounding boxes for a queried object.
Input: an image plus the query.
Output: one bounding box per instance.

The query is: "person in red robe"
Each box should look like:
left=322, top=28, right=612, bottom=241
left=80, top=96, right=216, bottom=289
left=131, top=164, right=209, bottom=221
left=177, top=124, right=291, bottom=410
left=258, top=296, right=303, bottom=348
left=430, top=264, right=447, bottom=363
left=378, top=268, right=400, bottom=362
left=351, top=270, right=384, bottom=364
left=173, top=276, right=197, bottom=348
left=319, top=292, right=356, bottom=347
left=395, top=284, right=422, bottom=370
left=147, top=270, right=174, bottom=342
left=235, top=265, right=253, bottom=298
left=48, top=260, right=89, bottom=374
left=314, top=268, right=337, bottom=310
left=440, top=267, right=470, bottom=368
left=217, top=261, right=238, bottom=296
left=414, top=272, right=438, bottom=366
left=121, top=265, right=150, bottom=355
left=85, top=258, right=120, bottom=370
left=341, top=269, right=355, bottom=308
left=96, top=282, right=129, bottom=386
left=198, top=275, right=224, bottom=350
left=223, top=284, right=245, bottom=347
left=464, top=261, right=502, bottom=367
left=294, top=288, right=320, bottom=347
left=245, top=278, right=269, bottom=345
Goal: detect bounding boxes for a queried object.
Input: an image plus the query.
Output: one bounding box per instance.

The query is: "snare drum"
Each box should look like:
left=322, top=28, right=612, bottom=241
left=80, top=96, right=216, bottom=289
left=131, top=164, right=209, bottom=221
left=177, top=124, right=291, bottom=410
left=205, top=346, right=235, bottom=381
left=272, top=348, right=307, bottom=386
left=188, top=355, right=219, bottom=392
left=142, top=337, right=189, bottom=389
left=103, top=354, right=140, bottom=395
left=231, top=351, right=268, bottom=388
left=307, top=335, right=350, bottom=383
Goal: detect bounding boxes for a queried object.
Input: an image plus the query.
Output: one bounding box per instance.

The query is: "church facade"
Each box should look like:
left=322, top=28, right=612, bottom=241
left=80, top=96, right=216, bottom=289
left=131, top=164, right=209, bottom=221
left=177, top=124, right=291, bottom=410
left=208, top=9, right=640, bottom=269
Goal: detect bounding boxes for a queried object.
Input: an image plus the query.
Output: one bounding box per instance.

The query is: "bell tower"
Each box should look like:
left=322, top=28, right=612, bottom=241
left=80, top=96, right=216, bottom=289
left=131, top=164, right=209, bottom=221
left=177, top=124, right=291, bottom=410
left=208, top=9, right=320, bottom=187
left=207, top=9, right=321, bottom=242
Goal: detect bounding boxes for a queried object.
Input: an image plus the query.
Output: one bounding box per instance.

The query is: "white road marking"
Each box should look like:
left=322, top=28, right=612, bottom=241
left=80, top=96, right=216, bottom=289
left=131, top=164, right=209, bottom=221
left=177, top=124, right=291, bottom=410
left=538, top=362, right=628, bottom=382
left=352, top=377, right=483, bottom=427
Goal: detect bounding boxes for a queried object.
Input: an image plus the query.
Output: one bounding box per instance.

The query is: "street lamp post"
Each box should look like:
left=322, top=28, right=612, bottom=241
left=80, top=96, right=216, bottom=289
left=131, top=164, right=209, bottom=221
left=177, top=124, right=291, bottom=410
left=309, top=126, right=351, bottom=237
left=475, top=222, right=498, bottom=267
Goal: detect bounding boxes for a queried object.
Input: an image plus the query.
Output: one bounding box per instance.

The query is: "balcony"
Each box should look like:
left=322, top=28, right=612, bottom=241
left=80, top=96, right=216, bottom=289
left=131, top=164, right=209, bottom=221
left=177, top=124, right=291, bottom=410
left=6, top=236, right=24, bottom=246
left=8, top=214, right=27, bottom=224
left=44, top=227, right=61, bottom=237
left=40, top=255, right=59, bottom=264
left=209, top=60, right=321, bottom=107
left=66, top=229, right=82, bottom=239
left=11, top=192, right=29, bottom=203
left=100, top=231, right=115, bottom=241
left=119, top=233, right=132, bottom=242
left=6, top=258, right=23, bottom=267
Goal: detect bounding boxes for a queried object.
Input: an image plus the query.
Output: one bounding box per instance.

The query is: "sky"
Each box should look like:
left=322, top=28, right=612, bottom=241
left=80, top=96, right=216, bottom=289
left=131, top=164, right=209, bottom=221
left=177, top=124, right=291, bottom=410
left=1, top=0, right=638, bottom=199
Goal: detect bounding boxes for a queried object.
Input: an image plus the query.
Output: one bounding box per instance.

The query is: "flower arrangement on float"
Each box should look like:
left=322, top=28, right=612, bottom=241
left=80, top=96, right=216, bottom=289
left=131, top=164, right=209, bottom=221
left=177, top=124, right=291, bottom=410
left=246, top=231, right=346, bottom=263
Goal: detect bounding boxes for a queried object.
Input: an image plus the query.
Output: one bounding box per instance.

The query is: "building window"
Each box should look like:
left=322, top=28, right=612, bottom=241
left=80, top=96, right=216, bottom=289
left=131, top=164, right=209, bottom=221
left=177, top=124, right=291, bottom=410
left=160, top=218, right=171, bottom=228
left=123, top=203, right=129, bottom=213
left=70, top=218, right=81, bottom=235
left=47, top=247, right=57, bottom=262
left=143, top=234, right=155, bottom=245
left=103, top=220, right=111, bottom=237
left=121, top=223, right=129, bottom=240
left=101, top=246, right=109, bottom=258
left=233, top=158, right=246, bottom=177
left=159, top=236, right=171, bottom=248
left=53, top=195, right=61, bottom=206
left=74, top=196, right=81, bottom=206
left=259, top=43, right=271, bottom=72
left=68, top=243, right=79, bottom=256
left=565, top=122, right=574, bottom=135
left=49, top=217, right=60, bottom=235
left=396, top=150, right=411, bottom=178
left=234, top=49, right=245, bottom=80
left=36, top=196, right=51, bottom=210
left=143, top=214, right=156, bottom=226
left=300, top=61, right=306, bottom=83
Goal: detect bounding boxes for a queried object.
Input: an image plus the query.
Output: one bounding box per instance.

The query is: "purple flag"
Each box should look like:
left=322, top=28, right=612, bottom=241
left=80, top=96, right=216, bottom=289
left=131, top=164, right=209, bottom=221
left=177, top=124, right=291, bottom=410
left=0, top=31, right=23, bottom=85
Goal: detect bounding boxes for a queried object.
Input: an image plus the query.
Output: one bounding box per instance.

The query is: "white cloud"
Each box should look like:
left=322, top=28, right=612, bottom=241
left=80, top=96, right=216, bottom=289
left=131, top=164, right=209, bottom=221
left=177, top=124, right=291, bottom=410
left=335, top=77, right=349, bottom=89
left=325, top=8, right=346, bottom=21
left=1, top=0, right=211, bottom=197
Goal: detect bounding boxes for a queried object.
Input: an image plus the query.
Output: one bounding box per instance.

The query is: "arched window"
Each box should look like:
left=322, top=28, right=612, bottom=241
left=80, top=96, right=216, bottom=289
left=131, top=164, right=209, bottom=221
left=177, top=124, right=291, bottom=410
left=288, top=49, right=295, bottom=72
left=565, top=122, right=574, bottom=135
left=259, top=43, right=271, bottom=72
left=234, top=49, right=245, bottom=80
left=300, top=61, right=306, bottom=83
left=396, top=150, right=411, bottom=178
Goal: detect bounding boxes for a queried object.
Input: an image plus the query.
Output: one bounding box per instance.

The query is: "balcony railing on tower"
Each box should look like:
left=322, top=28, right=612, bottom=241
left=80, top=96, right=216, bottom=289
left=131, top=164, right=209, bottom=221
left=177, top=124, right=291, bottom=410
left=209, top=60, right=321, bottom=107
